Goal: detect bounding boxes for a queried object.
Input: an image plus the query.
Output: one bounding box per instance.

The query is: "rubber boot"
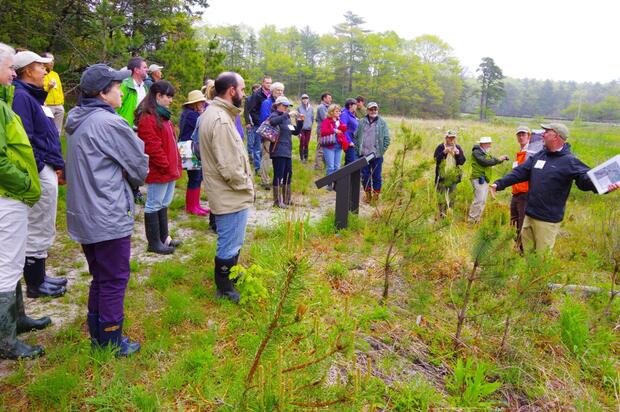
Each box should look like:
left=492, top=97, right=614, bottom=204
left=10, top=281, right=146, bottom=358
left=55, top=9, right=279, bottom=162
left=283, top=185, right=293, bottom=206
left=144, top=212, right=174, bottom=255
left=16, top=282, right=51, bottom=334
left=214, top=256, right=240, bottom=303
left=273, top=185, right=287, bottom=209
left=158, top=207, right=182, bottom=248
left=231, top=253, right=240, bottom=284
left=98, top=318, right=141, bottom=357
left=185, top=188, right=209, bottom=216
left=0, top=290, right=44, bottom=360
left=24, top=257, right=66, bottom=298
left=87, top=313, right=99, bottom=347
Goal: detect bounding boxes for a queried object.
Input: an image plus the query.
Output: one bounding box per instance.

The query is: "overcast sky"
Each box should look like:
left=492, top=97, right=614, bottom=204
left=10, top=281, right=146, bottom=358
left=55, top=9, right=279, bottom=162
left=201, top=0, right=619, bottom=84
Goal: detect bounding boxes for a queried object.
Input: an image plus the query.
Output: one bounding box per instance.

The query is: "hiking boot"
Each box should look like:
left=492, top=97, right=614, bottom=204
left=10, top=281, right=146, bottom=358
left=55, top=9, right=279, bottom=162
left=144, top=212, right=174, bottom=254
left=0, top=291, right=44, bottom=360
left=158, top=207, right=182, bottom=248
left=15, top=282, right=51, bottom=334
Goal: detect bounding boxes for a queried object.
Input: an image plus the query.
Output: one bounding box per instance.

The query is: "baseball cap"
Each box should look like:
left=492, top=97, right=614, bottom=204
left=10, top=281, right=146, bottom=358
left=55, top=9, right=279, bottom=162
left=479, top=136, right=493, bottom=144
left=300, top=93, right=309, bottom=99
left=14, top=51, right=52, bottom=70
left=274, top=96, right=292, bottom=106
left=540, top=123, right=569, bottom=140
left=445, top=130, right=457, bottom=138
left=80, top=64, right=131, bottom=95
left=148, top=64, right=164, bottom=73
left=516, top=125, right=531, bottom=134
left=367, top=102, right=379, bottom=109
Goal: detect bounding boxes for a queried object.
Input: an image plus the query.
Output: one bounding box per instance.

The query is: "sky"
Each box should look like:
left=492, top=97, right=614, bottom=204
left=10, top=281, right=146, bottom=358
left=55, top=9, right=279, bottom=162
left=201, top=0, right=620, bottom=84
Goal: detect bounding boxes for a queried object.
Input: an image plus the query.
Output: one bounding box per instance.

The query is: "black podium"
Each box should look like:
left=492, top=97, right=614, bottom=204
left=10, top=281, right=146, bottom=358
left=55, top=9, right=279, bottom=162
left=315, top=153, right=375, bottom=229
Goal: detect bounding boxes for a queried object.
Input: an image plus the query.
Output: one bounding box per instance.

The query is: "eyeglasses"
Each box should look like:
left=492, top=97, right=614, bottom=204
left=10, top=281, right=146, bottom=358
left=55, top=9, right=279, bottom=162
left=368, top=107, right=378, bottom=111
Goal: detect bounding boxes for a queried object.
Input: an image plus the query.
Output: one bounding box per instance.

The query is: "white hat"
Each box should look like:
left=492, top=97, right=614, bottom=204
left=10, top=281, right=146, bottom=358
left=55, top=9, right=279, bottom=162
left=479, top=136, right=493, bottom=144
left=148, top=64, right=164, bottom=73
left=14, top=51, right=52, bottom=70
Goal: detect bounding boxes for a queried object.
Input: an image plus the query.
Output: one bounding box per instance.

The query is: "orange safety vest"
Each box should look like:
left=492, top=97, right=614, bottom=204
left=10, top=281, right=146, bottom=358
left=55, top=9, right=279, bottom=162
left=512, top=150, right=529, bottom=195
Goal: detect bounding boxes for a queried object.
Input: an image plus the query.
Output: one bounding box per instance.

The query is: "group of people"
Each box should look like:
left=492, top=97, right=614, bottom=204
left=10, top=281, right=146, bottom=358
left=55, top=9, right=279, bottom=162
left=243, top=78, right=390, bottom=206
left=434, top=124, right=619, bottom=253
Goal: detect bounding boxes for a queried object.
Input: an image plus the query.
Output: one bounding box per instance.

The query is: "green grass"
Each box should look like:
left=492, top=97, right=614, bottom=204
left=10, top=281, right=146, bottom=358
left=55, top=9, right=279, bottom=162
left=2, top=118, right=619, bottom=410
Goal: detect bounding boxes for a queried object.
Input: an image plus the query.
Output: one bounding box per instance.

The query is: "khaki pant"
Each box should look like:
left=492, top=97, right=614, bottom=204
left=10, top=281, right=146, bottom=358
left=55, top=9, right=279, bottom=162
left=47, top=105, right=65, bottom=135
left=26, top=165, right=58, bottom=258
left=468, top=178, right=488, bottom=222
left=259, top=140, right=272, bottom=186
left=521, top=216, right=561, bottom=254
left=0, top=197, right=28, bottom=292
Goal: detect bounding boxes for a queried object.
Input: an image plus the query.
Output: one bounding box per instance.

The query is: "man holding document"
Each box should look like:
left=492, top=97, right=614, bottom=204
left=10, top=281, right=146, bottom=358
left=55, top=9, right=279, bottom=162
left=490, top=123, right=619, bottom=253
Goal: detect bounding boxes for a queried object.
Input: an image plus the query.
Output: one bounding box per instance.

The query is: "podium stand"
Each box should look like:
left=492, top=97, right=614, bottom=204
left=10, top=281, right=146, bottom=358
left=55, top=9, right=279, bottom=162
left=315, top=153, right=375, bottom=229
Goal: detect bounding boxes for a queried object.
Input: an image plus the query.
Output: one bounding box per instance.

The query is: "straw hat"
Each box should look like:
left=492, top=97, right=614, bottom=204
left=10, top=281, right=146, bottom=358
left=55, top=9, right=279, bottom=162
left=183, top=90, right=206, bottom=106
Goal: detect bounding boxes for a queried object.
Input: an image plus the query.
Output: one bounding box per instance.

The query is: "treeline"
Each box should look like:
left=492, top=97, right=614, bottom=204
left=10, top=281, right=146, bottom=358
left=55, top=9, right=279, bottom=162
left=2, top=2, right=620, bottom=121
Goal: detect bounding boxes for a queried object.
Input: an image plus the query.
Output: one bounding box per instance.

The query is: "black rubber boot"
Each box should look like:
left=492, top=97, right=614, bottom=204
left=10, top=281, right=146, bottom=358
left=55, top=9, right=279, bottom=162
left=16, top=282, right=51, bottom=334
left=214, top=256, right=240, bottom=303
left=0, top=291, right=44, bottom=360
left=209, top=213, right=217, bottom=233
left=24, top=257, right=66, bottom=298
left=158, top=207, right=182, bottom=248
left=87, top=313, right=99, bottom=347
left=144, top=212, right=174, bottom=255
left=98, top=318, right=140, bottom=357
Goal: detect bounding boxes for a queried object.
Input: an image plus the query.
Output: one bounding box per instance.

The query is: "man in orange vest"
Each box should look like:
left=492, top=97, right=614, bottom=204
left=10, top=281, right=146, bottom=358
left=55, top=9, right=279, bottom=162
left=511, top=126, right=532, bottom=251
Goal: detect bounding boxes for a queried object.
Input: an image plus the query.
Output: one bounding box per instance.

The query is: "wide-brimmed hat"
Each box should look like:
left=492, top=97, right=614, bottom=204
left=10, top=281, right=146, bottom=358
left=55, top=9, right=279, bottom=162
left=479, top=136, right=493, bottom=144
left=183, top=90, right=207, bottom=106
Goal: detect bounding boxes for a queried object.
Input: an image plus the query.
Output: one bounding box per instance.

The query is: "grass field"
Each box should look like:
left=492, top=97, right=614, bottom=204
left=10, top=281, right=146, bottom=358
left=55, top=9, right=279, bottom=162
left=1, top=117, right=618, bottom=411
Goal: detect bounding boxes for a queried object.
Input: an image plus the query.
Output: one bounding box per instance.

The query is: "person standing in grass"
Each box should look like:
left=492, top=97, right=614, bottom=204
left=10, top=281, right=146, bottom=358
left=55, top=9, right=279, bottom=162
left=320, top=104, right=348, bottom=187
left=468, top=136, right=509, bottom=223
left=491, top=123, right=620, bottom=253
left=340, top=98, right=359, bottom=166
left=313, top=92, right=332, bottom=170
left=434, top=131, right=466, bottom=217
left=12, top=50, right=67, bottom=298
left=135, top=80, right=183, bottom=255
left=42, top=53, right=64, bottom=135
left=245, top=76, right=271, bottom=175
left=509, top=126, right=533, bottom=251
left=258, top=82, right=284, bottom=189
left=179, top=90, right=209, bottom=216
left=268, top=96, right=304, bottom=208
left=297, top=93, right=314, bottom=163
left=0, top=43, right=48, bottom=360
left=355, top=102, right=391, bottom=203
left=199, top=72, right=254, bottom=303
left=64, top=64, right=148, bottom=356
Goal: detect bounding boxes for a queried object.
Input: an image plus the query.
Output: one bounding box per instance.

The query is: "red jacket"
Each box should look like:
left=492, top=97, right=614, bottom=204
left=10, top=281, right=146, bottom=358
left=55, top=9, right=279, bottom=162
left=137, top=113, right=182, bottom=184
left=320, top=117, right=348, bottom=151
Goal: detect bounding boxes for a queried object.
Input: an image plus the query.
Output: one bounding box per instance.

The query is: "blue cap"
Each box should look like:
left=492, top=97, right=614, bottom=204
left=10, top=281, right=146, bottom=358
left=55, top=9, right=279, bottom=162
left=80, top=64, right=131, bottom=95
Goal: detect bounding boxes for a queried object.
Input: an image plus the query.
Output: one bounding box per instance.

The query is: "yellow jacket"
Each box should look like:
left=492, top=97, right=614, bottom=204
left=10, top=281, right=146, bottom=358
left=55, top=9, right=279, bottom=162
left=43, top=71, right=64, bottom=105
left=199, top=97, right=254, bottom=214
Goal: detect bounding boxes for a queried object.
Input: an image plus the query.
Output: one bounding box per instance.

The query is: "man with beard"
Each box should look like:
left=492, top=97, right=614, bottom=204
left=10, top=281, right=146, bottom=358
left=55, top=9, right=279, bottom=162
left=199, top=72, right=255, bottom=303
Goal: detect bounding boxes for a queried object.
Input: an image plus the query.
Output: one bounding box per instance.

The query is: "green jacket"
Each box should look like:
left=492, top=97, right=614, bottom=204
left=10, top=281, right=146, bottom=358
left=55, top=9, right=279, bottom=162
left=470, top=144, right=503, bottom=182
left=0, top=85, right=41, bottom=206
left=355, top=115, right=390, bottom=158
left=116, top=77, right=146, bottom=128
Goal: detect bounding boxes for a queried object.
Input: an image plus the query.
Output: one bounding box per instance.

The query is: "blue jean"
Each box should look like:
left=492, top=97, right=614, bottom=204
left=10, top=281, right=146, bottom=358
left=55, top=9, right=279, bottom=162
left=214, top=208, right=249, bottom=259
left=323, top=145, right=342, bottom=176
left=344, top=146, right=357, bottom=165
left=361, top=157, right=384, bottom=192
left=145, top=181, right=176, bottom=213
left=247, top=126, right=262, bottom=171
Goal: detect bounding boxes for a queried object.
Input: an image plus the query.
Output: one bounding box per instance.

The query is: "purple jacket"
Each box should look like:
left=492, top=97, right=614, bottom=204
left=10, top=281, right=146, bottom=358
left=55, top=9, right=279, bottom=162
left=12, top=79, right=64, bottom=171
left=339, top=109, right=358, bottom=145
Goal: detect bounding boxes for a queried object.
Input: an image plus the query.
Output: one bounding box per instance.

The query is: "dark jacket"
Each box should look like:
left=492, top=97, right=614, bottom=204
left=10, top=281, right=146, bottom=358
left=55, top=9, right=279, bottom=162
left=136, top=113, right=182, bottom=184
left=434, top=143, right=466, bottom=184
left=246, top=88, right=269, bottom=126
left=471, top=144, right=504, bottom=182
left=268, top=110, right=303, bottom=158
left=179, top=107, right=200, bottom=142
left=494, top=144, right=596, bottom=223
left=11, top=79, right=64, bottom=172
